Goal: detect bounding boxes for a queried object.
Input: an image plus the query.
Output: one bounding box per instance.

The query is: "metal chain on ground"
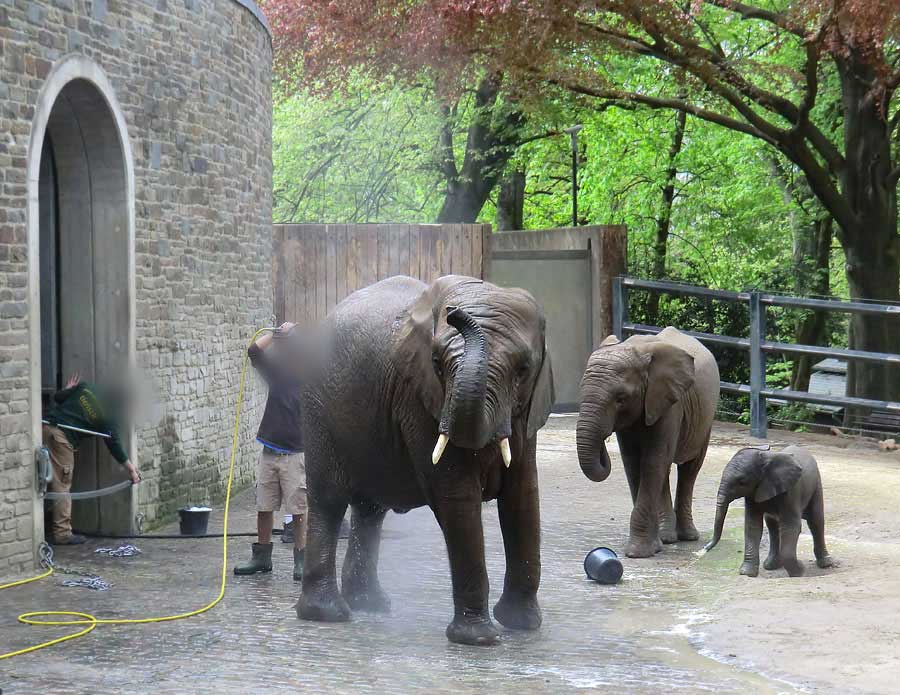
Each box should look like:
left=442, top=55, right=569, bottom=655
left=94, top=545, right=142, bottom=558
left=39, top=542, right=54, bottom=570
left=60, top=577, right=113, bottom=592
left=40, top=539, right=114, bottom=591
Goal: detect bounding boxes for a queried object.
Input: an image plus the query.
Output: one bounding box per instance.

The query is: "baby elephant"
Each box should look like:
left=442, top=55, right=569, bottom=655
left=703, top=445, right=833, bottom=576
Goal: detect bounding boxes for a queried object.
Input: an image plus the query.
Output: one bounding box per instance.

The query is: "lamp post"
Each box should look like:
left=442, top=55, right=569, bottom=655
left=564, top=124, right=583, bottom=227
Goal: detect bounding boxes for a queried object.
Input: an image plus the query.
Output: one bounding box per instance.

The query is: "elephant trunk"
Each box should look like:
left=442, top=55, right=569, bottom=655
left=703, top=493, right=730, bottom=552
left=576, top=414, right=613, bottom=482
left=440, top=306, right=491, bottom=450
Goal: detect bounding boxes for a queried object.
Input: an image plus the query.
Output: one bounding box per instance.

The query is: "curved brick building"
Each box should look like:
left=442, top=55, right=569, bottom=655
left=0, top=1, right=273, bottom=574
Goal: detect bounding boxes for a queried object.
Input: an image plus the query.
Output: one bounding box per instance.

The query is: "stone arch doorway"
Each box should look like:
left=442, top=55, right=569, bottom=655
left=27, top=58, right=136, bottom=546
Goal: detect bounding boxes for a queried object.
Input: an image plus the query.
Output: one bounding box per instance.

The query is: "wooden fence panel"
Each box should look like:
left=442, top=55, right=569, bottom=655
left=274, top=223, right=489, bottom=324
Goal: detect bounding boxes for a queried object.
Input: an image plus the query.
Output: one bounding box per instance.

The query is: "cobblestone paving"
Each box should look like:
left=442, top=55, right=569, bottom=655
left=1, top=418, right=810, bottom=694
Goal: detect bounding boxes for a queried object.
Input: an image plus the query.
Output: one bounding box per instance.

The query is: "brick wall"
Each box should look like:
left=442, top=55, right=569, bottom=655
left=0, top=1, right=273, bottom=574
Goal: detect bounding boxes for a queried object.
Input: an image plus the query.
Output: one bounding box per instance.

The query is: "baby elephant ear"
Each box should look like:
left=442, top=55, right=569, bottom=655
left=755, top=453, right=803, bottom=503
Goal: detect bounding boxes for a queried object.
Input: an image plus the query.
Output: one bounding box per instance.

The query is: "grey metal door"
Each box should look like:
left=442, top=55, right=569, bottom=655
left=488, top=250, right=592, bottom=411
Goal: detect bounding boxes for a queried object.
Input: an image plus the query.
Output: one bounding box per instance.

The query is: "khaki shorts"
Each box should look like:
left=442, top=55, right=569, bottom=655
left=256, top=448, right=307, bottom=515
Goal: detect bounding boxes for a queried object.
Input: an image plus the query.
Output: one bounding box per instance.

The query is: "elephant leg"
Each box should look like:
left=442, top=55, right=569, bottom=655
left=341, top=502, right=391, bottom=613
left=763, top=514, right=782, bottom=570
left=626, top=448, right=670, bottom=558
left=659, top=468, right=679, bottom=544
left=674, top=443, right=706, bottom=541
left=431, top=472, right=499, bottom=646
left=778, top=517, right=804, bottom=577
left=618, top=436, right=642, bottom=505
left=494, top=435, right=542, bottom=632
left=739, top=504, right=764, bottom=576
left=296, top=489, right=351, bottom=622
left=806, top=488, right=833, bottom=569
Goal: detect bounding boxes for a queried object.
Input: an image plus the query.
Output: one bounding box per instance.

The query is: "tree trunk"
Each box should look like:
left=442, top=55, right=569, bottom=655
left=646, top=109, right=686, bottom=326
left=790, top=217, right=833, bottom=392
left=496, top=169, right=525, bottom=231
left=435, top=77, right=524, bottom=224
left=768, top=158, right=835, bottom=393
left=835, top=56, right=900, bottom=407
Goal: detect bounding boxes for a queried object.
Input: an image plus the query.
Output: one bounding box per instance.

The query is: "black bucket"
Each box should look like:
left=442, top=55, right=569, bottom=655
left=584, top=546, right=623, bottom=585
left=178, top=507, right=211, bottom=536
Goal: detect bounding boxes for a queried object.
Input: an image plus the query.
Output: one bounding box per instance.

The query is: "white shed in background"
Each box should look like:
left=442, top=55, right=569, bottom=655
left=808, top=359, right=847, bottom=414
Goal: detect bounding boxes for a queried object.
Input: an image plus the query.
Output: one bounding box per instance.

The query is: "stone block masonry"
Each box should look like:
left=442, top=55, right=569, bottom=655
left=0, top=1, right=273, bottom=574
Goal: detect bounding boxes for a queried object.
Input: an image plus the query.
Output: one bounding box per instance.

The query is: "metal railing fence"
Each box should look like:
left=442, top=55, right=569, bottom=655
left=612, top=277, right=900, bottom=438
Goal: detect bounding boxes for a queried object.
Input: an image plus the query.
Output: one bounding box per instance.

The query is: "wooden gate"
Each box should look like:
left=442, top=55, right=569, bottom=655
left=273, top=223, right=489, bottom=324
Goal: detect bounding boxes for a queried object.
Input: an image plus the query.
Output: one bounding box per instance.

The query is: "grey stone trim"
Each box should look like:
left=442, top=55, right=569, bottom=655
left=229, top=0, right=272, bottom=38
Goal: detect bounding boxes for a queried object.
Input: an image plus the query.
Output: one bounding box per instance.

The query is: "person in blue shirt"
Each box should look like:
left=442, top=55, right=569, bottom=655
left=233, top=323, right=307, bottom=581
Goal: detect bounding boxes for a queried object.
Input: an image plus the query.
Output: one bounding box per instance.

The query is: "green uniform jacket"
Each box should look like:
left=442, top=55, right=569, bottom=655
left=45, top=383, right=129, bottom=464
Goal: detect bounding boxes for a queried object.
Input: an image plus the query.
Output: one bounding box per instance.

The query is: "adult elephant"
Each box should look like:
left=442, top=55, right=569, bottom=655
left=576, top=327, right=719, bottom=558
left=296, top=275, right=554, bottom=646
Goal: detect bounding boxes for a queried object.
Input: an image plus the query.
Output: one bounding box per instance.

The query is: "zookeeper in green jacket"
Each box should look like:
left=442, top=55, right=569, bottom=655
left=42, top=373, right=141, bottom=545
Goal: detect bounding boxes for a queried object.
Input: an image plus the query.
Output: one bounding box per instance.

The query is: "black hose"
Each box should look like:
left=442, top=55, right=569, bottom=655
left=72, top=530, right=281, bottom=540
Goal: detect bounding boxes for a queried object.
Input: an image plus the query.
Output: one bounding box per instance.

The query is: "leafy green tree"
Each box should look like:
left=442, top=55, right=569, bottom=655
left=273, top=76, right=445, bottom=223
left=264, top=0, right=899, bottom=400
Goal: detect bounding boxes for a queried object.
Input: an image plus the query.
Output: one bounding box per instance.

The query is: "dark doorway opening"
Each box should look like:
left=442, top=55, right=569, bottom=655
left=38, top=79, right=133, bottom=535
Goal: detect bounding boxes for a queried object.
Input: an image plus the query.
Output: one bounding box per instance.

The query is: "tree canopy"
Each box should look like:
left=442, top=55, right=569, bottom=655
left=264, top=0, right=899, bottom=404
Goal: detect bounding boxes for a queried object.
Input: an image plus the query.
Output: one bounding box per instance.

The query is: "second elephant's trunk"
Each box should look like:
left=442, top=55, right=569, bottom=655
left=576, top=417, right=613, bottom=482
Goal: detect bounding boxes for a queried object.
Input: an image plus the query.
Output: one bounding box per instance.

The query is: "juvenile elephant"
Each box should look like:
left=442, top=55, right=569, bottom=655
left=577, top=327, right=720, bottom=557
left=296, top=275, right=554, bottom=646
left=703, top=445, right=834, bottom=576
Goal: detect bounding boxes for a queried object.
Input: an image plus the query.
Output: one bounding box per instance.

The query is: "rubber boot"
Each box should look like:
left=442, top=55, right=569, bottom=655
left=233, top=542, right=273, bottom=575
left=281, top=520, right=294, bottom=544
left=293, top=547, right=305, bottom=582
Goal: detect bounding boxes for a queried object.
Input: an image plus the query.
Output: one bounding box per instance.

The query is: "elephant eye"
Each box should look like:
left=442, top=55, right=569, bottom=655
left=432, top=354, right=443, bottom=378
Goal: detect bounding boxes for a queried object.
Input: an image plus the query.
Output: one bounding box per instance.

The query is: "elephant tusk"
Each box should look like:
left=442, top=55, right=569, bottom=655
left=499, top=438, right=512, bottom=468
left=432, top=434, right=449, bottom=465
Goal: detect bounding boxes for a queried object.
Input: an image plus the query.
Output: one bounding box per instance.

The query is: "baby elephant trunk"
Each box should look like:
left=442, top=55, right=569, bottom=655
left=703, top=494, right=730, bottom=552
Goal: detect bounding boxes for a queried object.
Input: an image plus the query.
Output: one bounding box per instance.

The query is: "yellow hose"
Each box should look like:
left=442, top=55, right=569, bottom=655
left=0, top=328, right=273, bottom=661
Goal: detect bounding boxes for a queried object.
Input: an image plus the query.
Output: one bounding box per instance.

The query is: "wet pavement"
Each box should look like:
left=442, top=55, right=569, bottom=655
left=0, top=418, right=872, bottom=694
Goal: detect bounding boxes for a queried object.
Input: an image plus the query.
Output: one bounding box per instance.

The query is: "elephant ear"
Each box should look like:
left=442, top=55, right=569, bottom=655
left=755, top=453, right=802, bottom=503
left=526, top=340, right=555, bottom=439
left=643, top=342, right=695, bottom=426
left=394, top=276, right=481, bottom=420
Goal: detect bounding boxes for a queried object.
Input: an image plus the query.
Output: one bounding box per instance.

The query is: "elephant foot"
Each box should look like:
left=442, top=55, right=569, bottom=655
left=784, top=561, right=805, bottom=577
left=676, top=523, right=699, bottom=542
left=446, top=609, right=500, bottom=646
left=296, top=587, right=351, bottom=623
left=625, top=538, right=658, bottom=558
left=816, top=553, right=834, bottom=569
left=660, top=527, right=679, bottom=544
left=739, top=562, right=759, bottom=577
left=493, top=592, right=542, bottom=631
left=342, top=580, right=392, bottom=613
left=763, top=554, right=783, bottom=571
